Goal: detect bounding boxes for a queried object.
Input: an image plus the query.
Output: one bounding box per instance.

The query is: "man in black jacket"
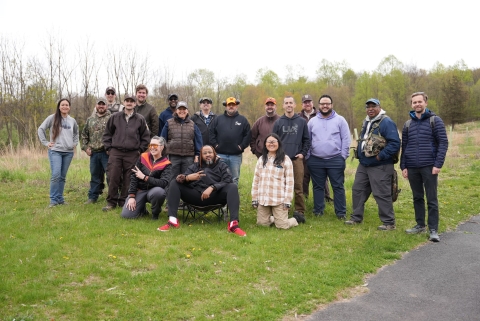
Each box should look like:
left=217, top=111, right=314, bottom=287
left=209, top=97, right=251, bottom=185
left=102, top=94, right=150, bottom=211
left=191, top=97, right=216, bottom=146
left=273, top=96, right=311, bottom=223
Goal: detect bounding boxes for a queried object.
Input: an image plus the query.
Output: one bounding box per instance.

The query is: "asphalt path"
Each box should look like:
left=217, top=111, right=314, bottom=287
left=307, top=215, right=480, bottom=321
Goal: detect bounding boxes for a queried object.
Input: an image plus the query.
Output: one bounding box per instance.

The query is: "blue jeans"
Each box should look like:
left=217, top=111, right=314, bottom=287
left=88, top=151, right=109, bottom=201
left=217, top=154, right=242, bottom=185
left=48, top=149, right=74, bottom=205
left=307, top=155, right=347, bottom=216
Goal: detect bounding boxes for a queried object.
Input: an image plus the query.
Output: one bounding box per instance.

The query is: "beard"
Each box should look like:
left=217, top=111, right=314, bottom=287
left=205, top=159, right=213, bottom=165
left=319, top=109, right=332, bottom=116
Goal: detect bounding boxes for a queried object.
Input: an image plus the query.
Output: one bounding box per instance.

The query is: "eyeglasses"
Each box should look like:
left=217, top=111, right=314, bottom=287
left=149, top=144, right=163, bottom=149
left=266, top=140, right=278, bottom=144
left=319, top=103, right=332, bottom=106
left=106, top=91, right=115, bottom=95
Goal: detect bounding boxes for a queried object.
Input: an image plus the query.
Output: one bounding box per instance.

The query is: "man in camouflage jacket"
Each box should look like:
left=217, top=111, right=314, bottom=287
left=81, top=98, right=112, bottom=204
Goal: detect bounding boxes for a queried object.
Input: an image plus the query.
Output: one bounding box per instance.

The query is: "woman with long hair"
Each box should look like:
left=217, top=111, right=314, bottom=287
left=38, top=98, right=79, bottom=207
left=121, top=136, right=172, bottom=220
left=252, top=133, right=298, bottom=229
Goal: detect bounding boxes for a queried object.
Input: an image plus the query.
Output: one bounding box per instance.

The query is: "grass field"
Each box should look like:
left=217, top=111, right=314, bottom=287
left=1, top=123, right=479, bottom=321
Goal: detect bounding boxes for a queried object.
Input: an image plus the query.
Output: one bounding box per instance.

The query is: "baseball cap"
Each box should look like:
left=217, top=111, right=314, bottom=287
left=105, top=86, right=116, bottom=94
left=365, top=98, right=380, bottom=106
left=97, top=98, right=107, bottom=104
left=124, top=94, right=137, bottom=102
left=302, top=94, right=313, bottom=102
left=226, top=97, right=239, bottom=105
left=177, top=101, right=188, bottom=109
left=265, top=97, right=277, bottom=105
left=168, top=93, right=178, bottom=100
left=199, top=97, right=213, bottom=104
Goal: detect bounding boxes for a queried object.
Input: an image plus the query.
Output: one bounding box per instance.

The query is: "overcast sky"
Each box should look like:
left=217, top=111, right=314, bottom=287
left=1, top=0, right=478, bottom=84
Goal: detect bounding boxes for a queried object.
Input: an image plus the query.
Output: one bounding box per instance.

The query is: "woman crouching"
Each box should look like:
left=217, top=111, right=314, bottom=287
left=252, top=133, right=298, bottom=229
left=121, top=136, right=172, bottom=219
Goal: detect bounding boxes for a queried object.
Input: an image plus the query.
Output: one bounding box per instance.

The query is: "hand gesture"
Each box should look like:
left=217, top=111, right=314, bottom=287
left=132, top=166, right=146, bottom=180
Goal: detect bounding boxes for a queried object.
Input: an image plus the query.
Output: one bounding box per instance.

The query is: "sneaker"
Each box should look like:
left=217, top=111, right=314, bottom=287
left=293, top=211, right=306, bottom=224
left=345, top=220, right=361, bottom=225
left=313, top=211, right=324, bottom=217
left=429, top=229, right=440, bottom=242
left=157, top=220, right=180, bottom=231
left=378, top=224, right=396, bottom=231
left=84, top=199, right=97, bottom=204
left=405, top=224, right=426, bottom=234
left=102, top=205, right=116, bottom=212
left=228, top=220, right=246, bottom=237
left=337, top=215, right=347, bottom=221
left=48, top=203, right=58, bottom=208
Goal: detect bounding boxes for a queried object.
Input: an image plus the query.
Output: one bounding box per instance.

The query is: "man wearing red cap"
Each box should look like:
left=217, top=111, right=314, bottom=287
left=250, top=97, right=280, bottom=158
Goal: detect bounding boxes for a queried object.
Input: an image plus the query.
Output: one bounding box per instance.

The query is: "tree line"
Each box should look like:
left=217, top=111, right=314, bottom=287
left=1, top=35, right=479, bottom=148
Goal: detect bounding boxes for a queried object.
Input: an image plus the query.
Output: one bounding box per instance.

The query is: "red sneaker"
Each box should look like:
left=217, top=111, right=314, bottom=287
left=228, top=220, right=246, bottom=237
left=157, top=220, right=180, bottom=232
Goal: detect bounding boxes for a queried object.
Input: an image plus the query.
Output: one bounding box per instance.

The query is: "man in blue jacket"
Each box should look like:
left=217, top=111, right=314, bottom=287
left=158, top=93, right=178, bottom=135
left=345, top=99, right=400, bottom=230
left=209, top=97, right=251, bottom=185
left=401, top=92, right=448, bottom=242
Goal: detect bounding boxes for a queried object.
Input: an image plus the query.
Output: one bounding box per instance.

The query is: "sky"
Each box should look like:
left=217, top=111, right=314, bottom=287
left=0, top=0, right=478, bottom=84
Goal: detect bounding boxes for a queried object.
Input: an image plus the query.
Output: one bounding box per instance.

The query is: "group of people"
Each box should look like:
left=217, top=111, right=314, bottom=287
left=38, top=87, right=448, bottom=241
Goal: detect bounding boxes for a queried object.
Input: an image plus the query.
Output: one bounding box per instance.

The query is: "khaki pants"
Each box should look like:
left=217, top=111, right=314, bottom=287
left=257, top=204, right=298, bottom=229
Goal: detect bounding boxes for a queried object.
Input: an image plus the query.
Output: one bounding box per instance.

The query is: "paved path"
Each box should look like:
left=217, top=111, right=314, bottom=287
left=307, top=215, right=480, bottom=321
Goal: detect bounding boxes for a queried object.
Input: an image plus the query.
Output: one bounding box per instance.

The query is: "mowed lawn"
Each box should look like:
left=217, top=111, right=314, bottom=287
left=1, top=123, right=479, bottom=321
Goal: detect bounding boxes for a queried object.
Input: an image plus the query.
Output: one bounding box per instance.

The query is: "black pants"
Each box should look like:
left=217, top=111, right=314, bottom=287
left=167, top=180, right=239, bottom=222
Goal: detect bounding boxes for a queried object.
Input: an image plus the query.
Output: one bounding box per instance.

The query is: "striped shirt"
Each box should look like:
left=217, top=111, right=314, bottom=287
left=251, top=155, right=294, bottom=206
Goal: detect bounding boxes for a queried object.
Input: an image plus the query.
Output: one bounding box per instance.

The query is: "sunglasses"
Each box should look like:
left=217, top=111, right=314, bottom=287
left=149, top=144, right=163, bottom=149
left=106, top=91, right=115, bottom=95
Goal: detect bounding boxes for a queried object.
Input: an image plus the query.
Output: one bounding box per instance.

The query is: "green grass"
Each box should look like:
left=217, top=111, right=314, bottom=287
left=1, top=130, right=479, bottom=320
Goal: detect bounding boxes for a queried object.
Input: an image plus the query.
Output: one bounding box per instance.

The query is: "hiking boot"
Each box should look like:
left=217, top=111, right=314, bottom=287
left=158, top=220, right=180, bottom=231
left=313, top=211, right=324, bottom=217
left=378, top=224, right=396, bottom=231
left=405, top=224, right=426, bottom=234
left=84, top=199, right=97, bottom=205
left=345, top=220, right=361, bottom=225
left=228, top=220, right=246, bottom=237
left=102, top=205, right=116, bottom=212
left=337, top=215, right=347, bottom=221
left=429, top=229, right=440, bottom=242
left=293, top=211, right=306, bottom=224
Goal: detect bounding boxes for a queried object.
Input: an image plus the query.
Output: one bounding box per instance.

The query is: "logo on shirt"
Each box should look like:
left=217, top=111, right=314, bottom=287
left=282, top=124, right=298, bottom=134
left=235, top=121, right=242, bottom=126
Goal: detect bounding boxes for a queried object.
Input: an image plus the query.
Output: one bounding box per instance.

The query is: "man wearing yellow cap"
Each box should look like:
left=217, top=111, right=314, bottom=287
left=209, top=97, right=251, bottom=185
